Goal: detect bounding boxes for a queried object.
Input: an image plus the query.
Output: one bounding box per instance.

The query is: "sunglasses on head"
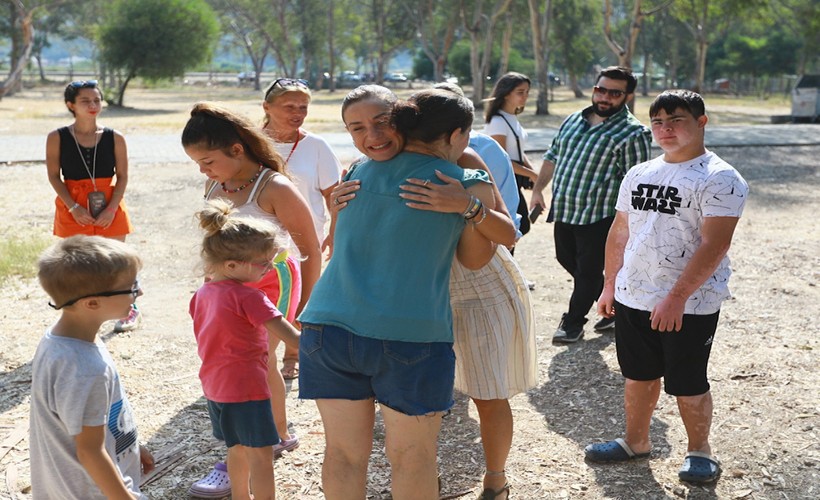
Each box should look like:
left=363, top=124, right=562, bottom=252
left=265, top=78, right=309, bottom=99
left=593, top=86, right=626, bottom=98
left=69, top=80, right=99, bottom=89
left=48, top=279, right=141, bottom=310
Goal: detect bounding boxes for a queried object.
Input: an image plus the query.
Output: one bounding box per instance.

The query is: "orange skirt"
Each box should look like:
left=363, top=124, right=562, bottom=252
left=54, top=178, right=134, bottom=238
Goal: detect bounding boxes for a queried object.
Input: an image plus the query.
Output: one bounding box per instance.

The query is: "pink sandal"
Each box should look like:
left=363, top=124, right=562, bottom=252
left=273, top=435, right=300, bottom=458
left=188, top=462, right=230, bottom=498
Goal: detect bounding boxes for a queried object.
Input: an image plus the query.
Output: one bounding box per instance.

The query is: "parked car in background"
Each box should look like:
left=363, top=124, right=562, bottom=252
left=237, top=71, right=256, bottom=84
left=384, top=72, right=408, bottom=83
left=338, top=71, right=363, bottom=88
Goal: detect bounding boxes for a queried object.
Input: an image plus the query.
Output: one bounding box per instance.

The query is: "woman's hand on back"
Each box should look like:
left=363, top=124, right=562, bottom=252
left=399, top=170, right=471, bottom=214
left=329, top=180, right=361, bottom=214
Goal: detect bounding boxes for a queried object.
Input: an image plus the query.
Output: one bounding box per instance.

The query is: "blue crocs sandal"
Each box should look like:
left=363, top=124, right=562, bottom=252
left=678, top=451, right=721, bottom=483
left=585, top=438, right=651, bottom=463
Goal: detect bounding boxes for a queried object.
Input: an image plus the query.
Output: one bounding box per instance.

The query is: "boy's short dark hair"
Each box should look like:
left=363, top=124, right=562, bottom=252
left=38, top=236, right=142, bottom=308
left=597, top=66, right=638, bottom=94
left=649, top=90, right=706, bottom=119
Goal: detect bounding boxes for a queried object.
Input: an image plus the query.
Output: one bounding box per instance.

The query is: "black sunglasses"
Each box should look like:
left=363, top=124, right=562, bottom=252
left=593, top=86, right=626, bottom=98
left=69, top=80, right=99, bottom=89
left=49, top=279, right=141, bottom=310
left=265, top=78, right=309, bottom=99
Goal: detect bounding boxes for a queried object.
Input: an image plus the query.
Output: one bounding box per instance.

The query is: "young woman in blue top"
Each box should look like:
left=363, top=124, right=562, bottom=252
left=299, top=89, right=500, bottom=500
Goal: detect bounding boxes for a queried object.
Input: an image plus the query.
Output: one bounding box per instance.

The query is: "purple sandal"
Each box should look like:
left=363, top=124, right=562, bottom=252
left=188, top=461, right=230, bottom=498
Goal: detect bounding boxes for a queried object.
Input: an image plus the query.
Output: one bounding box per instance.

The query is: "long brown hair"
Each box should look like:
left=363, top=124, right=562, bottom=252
left=182, top=102, right=286, bottom=175
left=484, top=72, right=531, bottom=122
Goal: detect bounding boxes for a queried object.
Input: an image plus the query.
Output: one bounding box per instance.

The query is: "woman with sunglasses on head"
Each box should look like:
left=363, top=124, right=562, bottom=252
left=261, top=78, right=342, bottom=381
left=182, top=102, right=321, bottom=498
left=46, top=80, right=141, bottom=333
left=484, top=72, right=539, bottom=242
left=299, top=88, right=510, bottom=500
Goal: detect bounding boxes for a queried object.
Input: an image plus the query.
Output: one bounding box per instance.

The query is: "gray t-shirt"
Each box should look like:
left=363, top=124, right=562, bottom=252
left=29, top=331, right=146, bottom=499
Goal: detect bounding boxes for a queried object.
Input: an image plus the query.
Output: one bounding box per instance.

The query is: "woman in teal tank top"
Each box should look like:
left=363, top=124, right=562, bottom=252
left=299, top=89, right=500, bottom=499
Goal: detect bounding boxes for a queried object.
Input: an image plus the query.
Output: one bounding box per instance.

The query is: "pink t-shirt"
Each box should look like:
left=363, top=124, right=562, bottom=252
left=189, top=280, right=282, bottom=403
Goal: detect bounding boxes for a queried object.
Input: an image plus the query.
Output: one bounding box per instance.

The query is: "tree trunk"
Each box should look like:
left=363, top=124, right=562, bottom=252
left=114, top=73, right=134, bottom=107
left=569, top=71, right=583, bottom=98
left=496, top=12, right=513, bottom=79
left=327, top=0, right=336, bottom=92
left=528, top=0, right=552, bottom=115
left=1, top=6, right=33, bottom=99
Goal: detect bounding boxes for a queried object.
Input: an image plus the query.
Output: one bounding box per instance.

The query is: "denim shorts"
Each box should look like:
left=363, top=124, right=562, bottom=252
left=615, top=301, right=720, bottom=396
left=207, top=399, right=280, bottom=448
left=298, top=323, right=455, bottom=415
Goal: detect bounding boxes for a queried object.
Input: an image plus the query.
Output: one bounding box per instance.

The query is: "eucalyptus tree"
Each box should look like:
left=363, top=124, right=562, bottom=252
left=526, top=0, right=552, bottom=114
left=403, top=0, right=459, bottom=83
left=551, top=0, right=600, bottom=97
left=672, top=0, right=767, bottom=93
left=460, top=0, right=514, bottom=105
left=602, top=0, right=672, bottom=70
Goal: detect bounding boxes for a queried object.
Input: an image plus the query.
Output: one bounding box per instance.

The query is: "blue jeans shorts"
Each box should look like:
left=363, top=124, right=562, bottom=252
left=207, top=399, right=280, bottom=449
left=298, top=323, right=456, bottom=415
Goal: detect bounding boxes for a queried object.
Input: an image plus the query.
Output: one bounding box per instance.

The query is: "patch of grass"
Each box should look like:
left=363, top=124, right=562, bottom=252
left=0, top=234, right=52, bottom=283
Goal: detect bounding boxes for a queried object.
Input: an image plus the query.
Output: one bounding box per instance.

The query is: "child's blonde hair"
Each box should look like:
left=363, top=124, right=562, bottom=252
left=38, top=235, right=142, bottom=307
left=197, top=199, right=289, bottom=270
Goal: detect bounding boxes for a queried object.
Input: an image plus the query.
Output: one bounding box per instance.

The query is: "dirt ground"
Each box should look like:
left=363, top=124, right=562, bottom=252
left=0, top=92, right=817, bottom=499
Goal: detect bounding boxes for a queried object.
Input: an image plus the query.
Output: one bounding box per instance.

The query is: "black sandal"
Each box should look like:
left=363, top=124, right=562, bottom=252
left=478, top=483, right=510, bottom=499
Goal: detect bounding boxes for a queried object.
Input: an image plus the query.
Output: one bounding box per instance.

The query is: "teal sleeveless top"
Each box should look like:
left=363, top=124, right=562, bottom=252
left=300, top=152, right=489, bottom=343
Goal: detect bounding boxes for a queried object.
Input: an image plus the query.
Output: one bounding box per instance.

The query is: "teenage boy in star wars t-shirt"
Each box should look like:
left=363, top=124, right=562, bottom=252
left=584, top=90, right=748, bottom=484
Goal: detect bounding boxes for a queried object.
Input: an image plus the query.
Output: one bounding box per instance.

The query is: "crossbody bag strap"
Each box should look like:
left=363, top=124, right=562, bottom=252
left=498, top=113, right=524, bottom=164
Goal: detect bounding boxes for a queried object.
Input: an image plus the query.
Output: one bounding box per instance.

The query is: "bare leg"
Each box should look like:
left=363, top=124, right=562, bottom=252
left=246, top=445, right=275, bottom=500
left=624, top=378, right=661, bottom=454
left=381, top=405, right=443, bottom=500
left=472, top=398, right=512, bottom=492
left=267, top=336, right=291, bottom=441
left=677, top=391, right=713, bottom=455
left=316, top=399, right=376, bottom=500
left=226, top=445, right=251, bottom=500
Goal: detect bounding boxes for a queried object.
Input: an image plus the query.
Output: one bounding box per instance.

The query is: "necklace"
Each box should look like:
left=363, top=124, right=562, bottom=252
left=222, top=165, right=264, bottom=193
left=70, top=125, right=99, bottom=189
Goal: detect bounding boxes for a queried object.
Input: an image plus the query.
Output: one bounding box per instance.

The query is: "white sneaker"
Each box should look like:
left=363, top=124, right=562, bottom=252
left=114, top=305, right=141, bottom=332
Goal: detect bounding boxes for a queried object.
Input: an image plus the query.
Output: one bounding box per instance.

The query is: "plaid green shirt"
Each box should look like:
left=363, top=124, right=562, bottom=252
left=544, top=106, right=651, bottom=225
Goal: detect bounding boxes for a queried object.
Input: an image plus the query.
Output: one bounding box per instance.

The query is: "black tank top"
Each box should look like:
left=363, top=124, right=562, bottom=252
left=58, top=126, right=117, bottom=180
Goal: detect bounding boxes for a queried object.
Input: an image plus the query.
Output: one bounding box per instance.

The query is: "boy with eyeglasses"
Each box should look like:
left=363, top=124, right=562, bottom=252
left=30, top=235, right=153, bottom=499
left=531, top=66, right=652, bottom=343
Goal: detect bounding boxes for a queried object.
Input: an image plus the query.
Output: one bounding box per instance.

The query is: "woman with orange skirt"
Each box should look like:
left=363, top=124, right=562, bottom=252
left=46, top=80, right=139, bottom=332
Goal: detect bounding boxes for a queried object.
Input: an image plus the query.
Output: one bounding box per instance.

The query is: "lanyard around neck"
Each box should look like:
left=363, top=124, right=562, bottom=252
left=70, top=125, right=100, bottom=190
left=283, top=129, right=302, bottom=165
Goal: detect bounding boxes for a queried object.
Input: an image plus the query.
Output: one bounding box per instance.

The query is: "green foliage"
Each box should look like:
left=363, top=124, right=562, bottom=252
left=413, top=50, right=434, bottom=80
left=446, top=40, right=535, bottom=85
left=99, top=0, right=219, bottom=81
left=708, top=28, right=801, bottom=78
left=551, top=0, right=600, bottom=81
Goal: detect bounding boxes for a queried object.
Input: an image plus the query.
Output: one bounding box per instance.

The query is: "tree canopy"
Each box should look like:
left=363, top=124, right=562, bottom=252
left=98, top=0, right=219, bottom=105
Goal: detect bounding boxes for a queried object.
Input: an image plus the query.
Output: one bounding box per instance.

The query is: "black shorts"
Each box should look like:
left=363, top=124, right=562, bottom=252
left=615, top=301, right=720, bottom=396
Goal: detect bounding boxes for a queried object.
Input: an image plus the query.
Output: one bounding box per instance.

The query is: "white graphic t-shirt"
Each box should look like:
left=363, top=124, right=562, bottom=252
left=614, top=151, right=748, bottom=315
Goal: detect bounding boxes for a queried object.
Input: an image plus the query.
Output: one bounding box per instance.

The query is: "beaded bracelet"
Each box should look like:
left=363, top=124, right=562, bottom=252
left=67, top=202, right=80, bottom=212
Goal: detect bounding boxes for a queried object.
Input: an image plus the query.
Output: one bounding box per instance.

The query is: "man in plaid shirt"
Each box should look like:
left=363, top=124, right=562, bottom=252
left=531, top=66, right=651, bottom=343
